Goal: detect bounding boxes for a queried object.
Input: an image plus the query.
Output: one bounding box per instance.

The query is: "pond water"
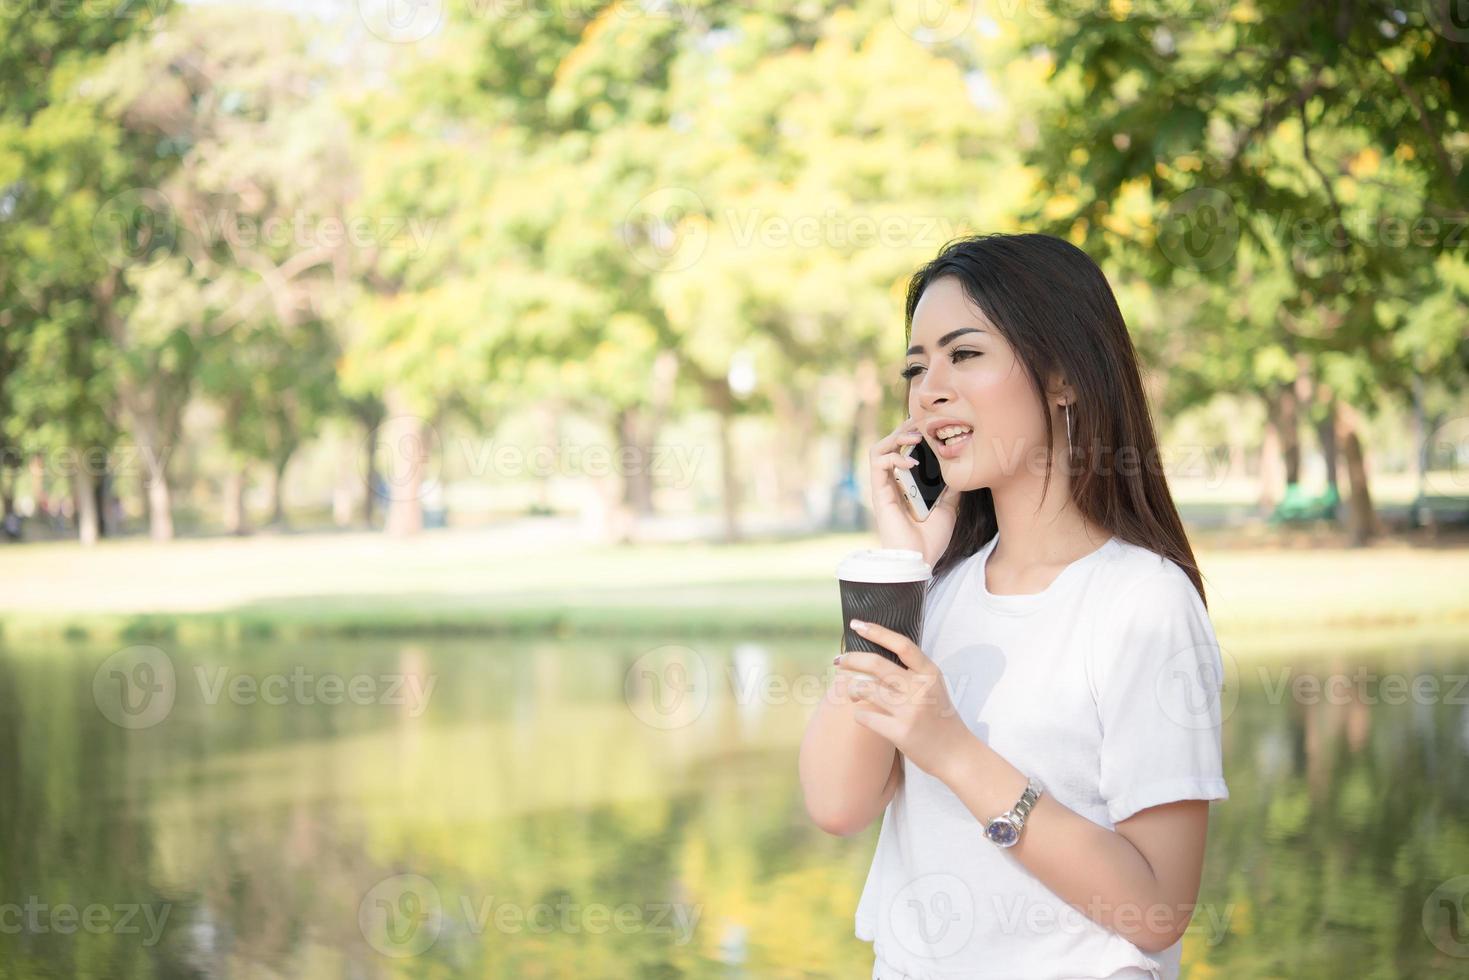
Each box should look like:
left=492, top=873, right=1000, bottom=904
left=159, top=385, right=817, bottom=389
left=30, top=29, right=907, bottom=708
left=0, top=632, right=1466, bottom=977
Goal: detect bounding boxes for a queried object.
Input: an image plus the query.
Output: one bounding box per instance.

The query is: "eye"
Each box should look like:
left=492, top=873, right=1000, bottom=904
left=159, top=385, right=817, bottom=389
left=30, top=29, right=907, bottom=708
left=899, top=349, right=981, bottom=381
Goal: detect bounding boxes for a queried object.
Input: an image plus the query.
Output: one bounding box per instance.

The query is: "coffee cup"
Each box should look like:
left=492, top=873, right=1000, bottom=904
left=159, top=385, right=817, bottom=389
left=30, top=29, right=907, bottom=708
left=836, top=548, right=932, bottom=668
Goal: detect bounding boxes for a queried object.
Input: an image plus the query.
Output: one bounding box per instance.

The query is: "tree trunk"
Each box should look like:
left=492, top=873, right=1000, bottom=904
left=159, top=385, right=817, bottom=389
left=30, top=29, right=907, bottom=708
left=535, top=402, right=559, bottom=514
left=1411, top=375, right=1435, bottom=500
left=1336, top=401, right=1379, bottom=545
left=1315, top=396, right=1339, bottom=494
left=120, top=385, right=183, bottom=542
left=849, top=356, right=883, bottom=531
left=73, top=466, right=99, bottom=546
left=137, top=468, right=150, bottom=536
left=147, top=469, right=174, bottom=541
left=616, top=404, right=656, bottom=517
left=267, top=452, right=292, bottom=528
left=1263, top=382, right=1301, bottom=485
left=333, top=452, right=355, bottom=528
left=223, top=464, right=248, bottom=535
left=708, top=380, right=741, bottom=543
left=1258, top=415, right=1284, bottom=512
left=348, top=398, right=386, bottom=528
left=362, top=420, right=378, bottom=528
left=770, top=384, right=815, bottom=522
left=94, top=465, right=109, bottom=539
left=382, top=388, right=427, bottom=537
left=28, top=452, right=48, bottom=524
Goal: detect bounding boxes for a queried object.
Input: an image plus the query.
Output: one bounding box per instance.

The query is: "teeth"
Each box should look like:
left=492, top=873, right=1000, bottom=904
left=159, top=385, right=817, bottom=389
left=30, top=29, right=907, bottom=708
left=934, top=424, right=973, bottom=441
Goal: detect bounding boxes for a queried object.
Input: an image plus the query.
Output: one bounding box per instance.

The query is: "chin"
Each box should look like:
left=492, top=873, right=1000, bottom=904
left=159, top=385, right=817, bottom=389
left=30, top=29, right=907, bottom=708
left=944, top=469, right=992, bottom=494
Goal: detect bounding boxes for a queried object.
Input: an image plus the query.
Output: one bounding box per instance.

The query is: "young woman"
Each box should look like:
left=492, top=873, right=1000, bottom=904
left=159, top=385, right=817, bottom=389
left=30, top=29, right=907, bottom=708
left=798, top=233, right=1230, bottom=979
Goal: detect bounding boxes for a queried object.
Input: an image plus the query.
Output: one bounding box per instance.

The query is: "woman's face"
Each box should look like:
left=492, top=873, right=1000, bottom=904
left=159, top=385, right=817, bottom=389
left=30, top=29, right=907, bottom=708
left=904, top=276, right=1053, bottom=492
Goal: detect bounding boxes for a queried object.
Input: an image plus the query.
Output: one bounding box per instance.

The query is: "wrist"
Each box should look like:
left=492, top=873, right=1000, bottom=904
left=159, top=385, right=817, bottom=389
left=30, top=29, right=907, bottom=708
left=939, top=733, right=1029, bottom=818
left=936, top=726, right=986, bottom=791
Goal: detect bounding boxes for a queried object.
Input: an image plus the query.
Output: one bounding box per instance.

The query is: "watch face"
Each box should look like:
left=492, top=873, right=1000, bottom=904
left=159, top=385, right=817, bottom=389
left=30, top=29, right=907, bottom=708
left=985, top=817, right=1019, bottom=847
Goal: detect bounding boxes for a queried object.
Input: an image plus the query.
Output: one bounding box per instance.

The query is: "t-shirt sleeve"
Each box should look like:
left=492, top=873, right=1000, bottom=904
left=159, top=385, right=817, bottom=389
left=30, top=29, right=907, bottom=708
left=1090, top=563, right=1230, bottom=825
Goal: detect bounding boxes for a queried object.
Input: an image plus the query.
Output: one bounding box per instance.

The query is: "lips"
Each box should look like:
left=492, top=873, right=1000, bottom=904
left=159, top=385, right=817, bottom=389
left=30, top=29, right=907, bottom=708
left=922, top=418, right=975, bottom=459
left=932, top=429, right=973, bottom=459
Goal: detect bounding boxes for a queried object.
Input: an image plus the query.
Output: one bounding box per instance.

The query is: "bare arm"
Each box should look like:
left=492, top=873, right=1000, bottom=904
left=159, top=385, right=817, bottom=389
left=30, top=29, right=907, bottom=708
left=836, top=620, right=1219, bottom=953
left=800, top=414, right=952, bottom=836
left=939, top=736, right=1211, bottom=953
left=798, top=668, right=903, bottom=837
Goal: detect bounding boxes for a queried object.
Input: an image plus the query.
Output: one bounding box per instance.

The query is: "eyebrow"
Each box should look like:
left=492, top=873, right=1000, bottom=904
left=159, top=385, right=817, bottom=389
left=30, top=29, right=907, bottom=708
left=906, top=327, right=986, bottom=357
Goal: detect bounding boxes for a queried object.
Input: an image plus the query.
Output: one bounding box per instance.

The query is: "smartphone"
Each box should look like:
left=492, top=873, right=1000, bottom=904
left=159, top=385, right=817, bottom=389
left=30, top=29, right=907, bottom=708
left=894, top=435, right=945, bottom=521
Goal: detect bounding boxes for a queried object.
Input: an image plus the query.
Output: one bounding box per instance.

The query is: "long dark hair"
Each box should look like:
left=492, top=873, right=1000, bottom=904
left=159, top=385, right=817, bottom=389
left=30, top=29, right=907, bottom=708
left=904, top=233, right=1206, bottom=608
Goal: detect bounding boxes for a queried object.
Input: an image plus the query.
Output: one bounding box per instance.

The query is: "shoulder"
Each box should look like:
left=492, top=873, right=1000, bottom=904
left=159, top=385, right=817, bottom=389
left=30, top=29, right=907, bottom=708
left=1094, top=538, right=1204, bottom=616
left=1083, top=540, right=1214, bottom=693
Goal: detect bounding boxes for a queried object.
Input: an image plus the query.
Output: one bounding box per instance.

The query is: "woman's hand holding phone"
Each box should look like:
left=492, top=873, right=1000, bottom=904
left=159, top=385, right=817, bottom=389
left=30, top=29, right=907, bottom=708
left=868, top=418, right=960, bottom=567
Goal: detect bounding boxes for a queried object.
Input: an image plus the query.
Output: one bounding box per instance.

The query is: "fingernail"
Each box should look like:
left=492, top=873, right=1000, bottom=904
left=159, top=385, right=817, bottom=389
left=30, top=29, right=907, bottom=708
left=832, top=653, right=842, bottom=664
left=850, top=619, right=867, bottom=631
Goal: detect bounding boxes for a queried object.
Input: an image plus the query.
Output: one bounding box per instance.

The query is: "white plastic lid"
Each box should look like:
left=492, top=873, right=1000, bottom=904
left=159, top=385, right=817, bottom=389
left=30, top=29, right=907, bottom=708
left=836, top=548, right=932, bottom=583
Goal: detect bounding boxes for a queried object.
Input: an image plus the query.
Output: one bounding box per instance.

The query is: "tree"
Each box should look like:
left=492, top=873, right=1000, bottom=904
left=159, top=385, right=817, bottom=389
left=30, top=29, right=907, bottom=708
left=83, top=3, right=351, bottom=538
left=0, top=0, right=173, bottom=543
left=1020, top=0, right=1467, bottom=543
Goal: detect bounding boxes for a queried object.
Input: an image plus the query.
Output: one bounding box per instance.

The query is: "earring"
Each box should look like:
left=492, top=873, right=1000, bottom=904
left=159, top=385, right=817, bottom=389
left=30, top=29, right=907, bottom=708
left=1064, top=401, right=1073, bottom=459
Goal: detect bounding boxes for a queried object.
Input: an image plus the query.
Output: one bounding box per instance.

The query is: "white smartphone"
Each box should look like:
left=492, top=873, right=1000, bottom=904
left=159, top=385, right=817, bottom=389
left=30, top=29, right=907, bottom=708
left=893, top=436, right=946, bottom=521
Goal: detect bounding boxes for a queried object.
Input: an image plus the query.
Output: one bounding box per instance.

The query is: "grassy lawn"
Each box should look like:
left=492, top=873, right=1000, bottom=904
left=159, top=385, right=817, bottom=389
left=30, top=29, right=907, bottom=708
left=1, top=524, right=1466, bottom=653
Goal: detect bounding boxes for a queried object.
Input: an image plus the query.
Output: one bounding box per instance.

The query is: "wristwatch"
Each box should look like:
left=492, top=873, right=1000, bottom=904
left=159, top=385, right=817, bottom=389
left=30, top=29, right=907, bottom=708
left=983, top=775, right=1044, bottom=848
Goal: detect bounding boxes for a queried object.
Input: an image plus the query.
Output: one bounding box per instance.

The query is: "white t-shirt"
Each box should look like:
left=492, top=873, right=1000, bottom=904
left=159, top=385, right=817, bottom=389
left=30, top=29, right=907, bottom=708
left=855, top=532, right=1230, bottom=980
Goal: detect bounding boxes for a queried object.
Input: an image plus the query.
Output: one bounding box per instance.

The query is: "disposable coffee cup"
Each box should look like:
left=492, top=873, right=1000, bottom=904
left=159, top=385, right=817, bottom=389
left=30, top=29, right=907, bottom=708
left=836, top=549, right=932, bottom=668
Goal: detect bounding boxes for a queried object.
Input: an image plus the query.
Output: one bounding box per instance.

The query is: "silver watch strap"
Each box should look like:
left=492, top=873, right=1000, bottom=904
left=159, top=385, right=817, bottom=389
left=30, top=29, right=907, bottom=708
left=1011, top=776, right=1043, bottom=823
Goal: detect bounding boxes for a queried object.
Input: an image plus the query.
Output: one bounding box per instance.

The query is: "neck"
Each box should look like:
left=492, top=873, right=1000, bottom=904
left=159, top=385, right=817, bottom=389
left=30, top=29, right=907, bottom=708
left=988, top=461, right=1109, bottom=568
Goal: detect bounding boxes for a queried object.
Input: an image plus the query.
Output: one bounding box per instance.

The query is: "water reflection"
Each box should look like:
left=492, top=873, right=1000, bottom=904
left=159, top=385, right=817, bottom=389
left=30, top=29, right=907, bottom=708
left=0, top=634, right=1465, bottom=976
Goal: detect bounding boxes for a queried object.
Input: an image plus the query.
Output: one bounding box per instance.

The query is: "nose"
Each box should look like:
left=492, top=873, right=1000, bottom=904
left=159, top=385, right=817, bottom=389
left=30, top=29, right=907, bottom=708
left=914, top=363, right=954, bottom=414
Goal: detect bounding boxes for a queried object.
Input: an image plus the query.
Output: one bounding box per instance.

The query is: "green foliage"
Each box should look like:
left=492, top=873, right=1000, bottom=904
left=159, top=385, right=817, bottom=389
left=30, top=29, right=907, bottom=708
left=3, top=0, right=1463, bottom=537
left=0, top=1, right=172, bottom=468
left=1021, top=0, right=1467, bottom=413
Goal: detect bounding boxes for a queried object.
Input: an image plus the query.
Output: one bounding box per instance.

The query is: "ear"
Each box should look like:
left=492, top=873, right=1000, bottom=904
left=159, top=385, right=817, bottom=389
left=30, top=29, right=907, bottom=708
left=1044, top=371, right=1075, bottom=409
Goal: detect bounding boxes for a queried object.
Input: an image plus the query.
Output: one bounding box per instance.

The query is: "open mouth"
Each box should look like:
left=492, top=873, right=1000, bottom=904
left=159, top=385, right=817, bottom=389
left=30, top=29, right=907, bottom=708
left=934, top=424, right=973, bottom=448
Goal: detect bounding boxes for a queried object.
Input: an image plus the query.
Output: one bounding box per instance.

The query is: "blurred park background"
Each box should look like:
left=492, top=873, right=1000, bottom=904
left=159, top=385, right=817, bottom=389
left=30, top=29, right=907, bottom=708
left=1, top=0, right=1468, bottom=977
